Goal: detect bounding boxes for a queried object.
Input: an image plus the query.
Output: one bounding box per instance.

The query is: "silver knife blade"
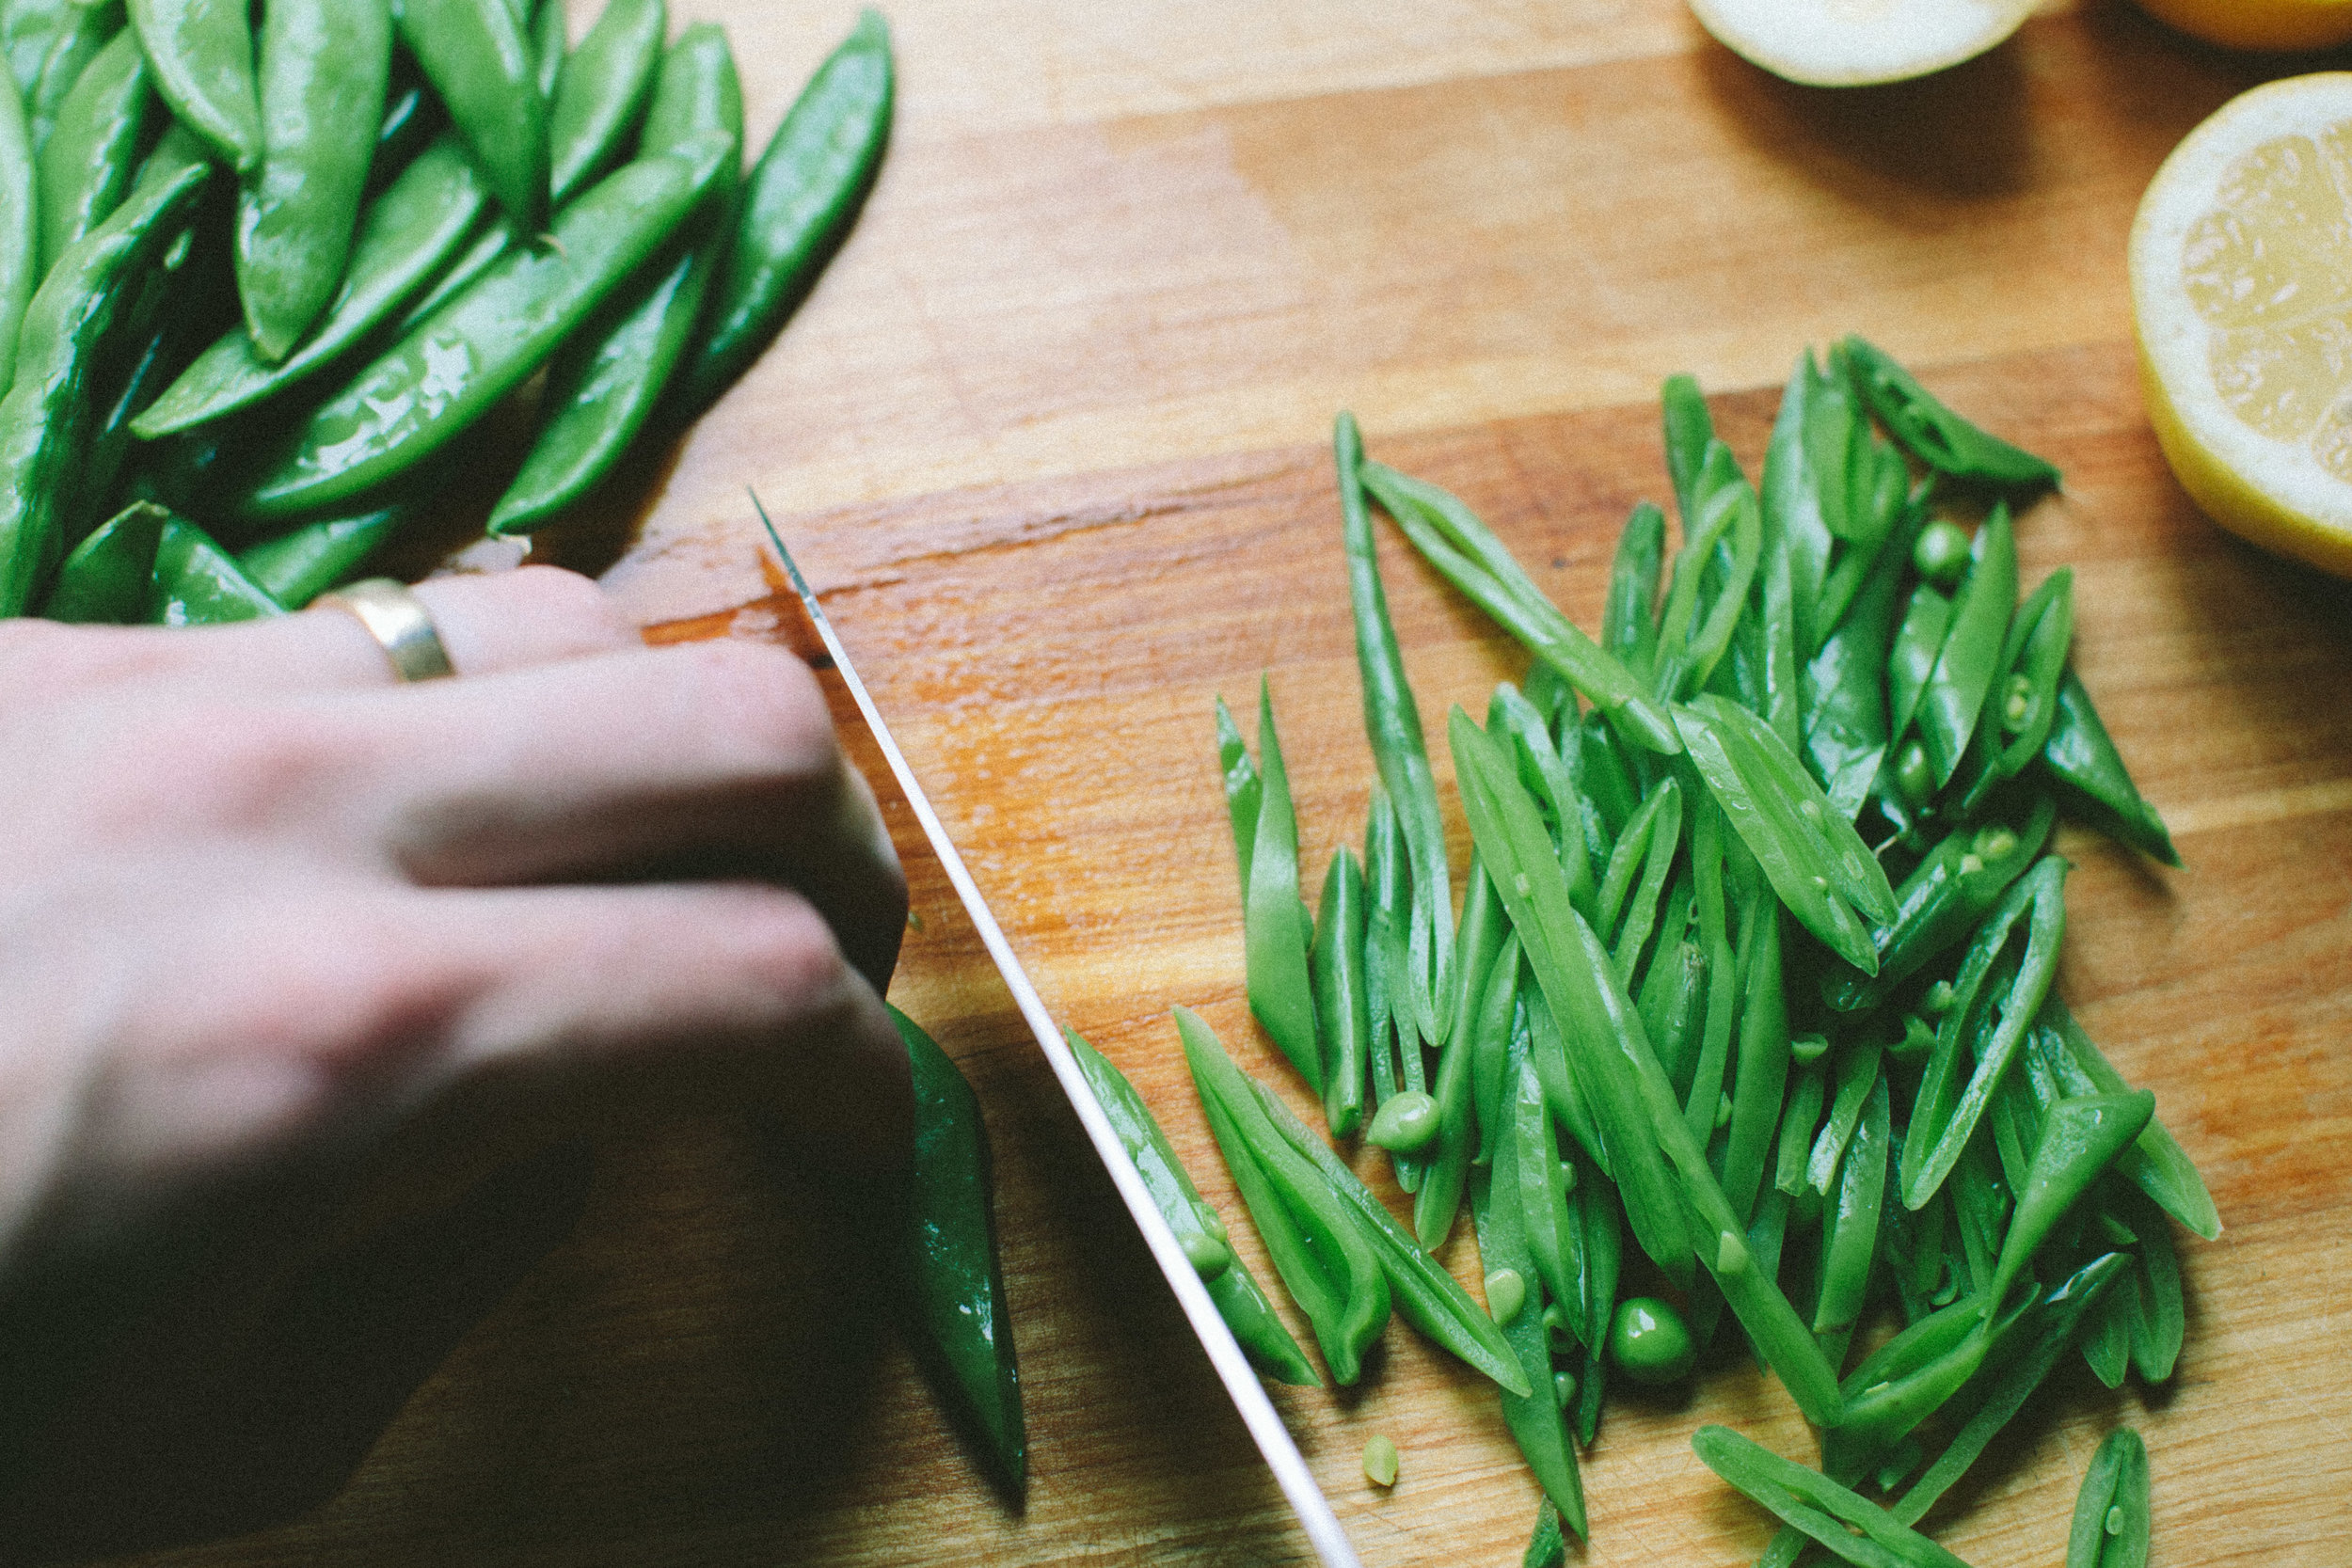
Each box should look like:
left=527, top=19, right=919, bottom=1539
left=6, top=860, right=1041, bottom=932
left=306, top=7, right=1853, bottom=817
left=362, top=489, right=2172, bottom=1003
left=754, top=496, right=1359, bottom=1568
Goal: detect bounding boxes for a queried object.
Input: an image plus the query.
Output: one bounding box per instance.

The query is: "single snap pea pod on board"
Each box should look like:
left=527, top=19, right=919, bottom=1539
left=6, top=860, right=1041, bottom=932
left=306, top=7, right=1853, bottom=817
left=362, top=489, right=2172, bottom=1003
left=0, top=147, right=208, bottom=614
left=40, top=498, right=165, bottom=621
left=2036, top=668, right=2181, bottom=866
left=2067, top=1427, right=2151, bottom=1568
left=22, top=0, right=119, bottom=155
left=234, top=502, right=405, bottom=606
left=35, top=24, right=149, bottom=277
left=1065, top=1028, right=1319, bottom=1386
left=135, top=134, right=491, bottom=436
left=1838, top=334, right=2061, bottom=489
left=884, top=1005, right=1025, bottom=1500
left=545, top=0, right=662, bottom=207
left=233, top=131, right=731, bottom=522
left=236, top=0, right=392, bottom=360
left=669, top=6, right=892, bottom=420
left=125, top=0, right=259, bottom=170
left=397, top=0, right=546, bottom=230
left=0, top=67, right=31, bottom=393
left=148, top=512, right=285, bottom=623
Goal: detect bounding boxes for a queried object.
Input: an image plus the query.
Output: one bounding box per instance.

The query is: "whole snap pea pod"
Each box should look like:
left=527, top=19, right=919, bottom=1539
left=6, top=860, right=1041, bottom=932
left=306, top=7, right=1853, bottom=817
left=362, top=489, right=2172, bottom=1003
left=2067, top=1427, right=2151, bottom=1568
left=40, top=497, right=163, bottom=620
left=669, top=7, right=891, bottom=420
left=1065, top=1028, right=1319, bottom=1386
left=3, top=0, right=72, bottom=96
left=136, top=134, right=491, bottom=436
left=235, top=131, right=729, bottom=521
left=23, top=0, right=118, bottom=153
left=149, top=511, right=283, bottom=623
left=2035, top=668, right=2180, bottom=865
left=126, top=0, right=259, bottom=170
left=234, top=502, right=404, bottom=606
left=35, top=25, right=148, bottom=277
left=398, top=0, right=546, bottom=230
left=0, top=147, right=206, bottom=613
left=236, top=0, right=392, bottom=359
left=483, top=23, right=737, bottom=538
left=546, top=0, right=661, bottom=207
left=885, top=1005, right=1025, bottom=1501
left=0, top=67, right=29, bottom=392
left=370, top=61, right=434, bottom=175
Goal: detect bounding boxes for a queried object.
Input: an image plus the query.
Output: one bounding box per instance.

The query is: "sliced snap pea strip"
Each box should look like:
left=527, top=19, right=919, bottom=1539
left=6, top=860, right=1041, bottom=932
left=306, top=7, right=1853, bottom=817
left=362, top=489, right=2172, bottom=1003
left=1918, top=504, right=2018, bottom=787
left=35, top=24, right=148, bottom=277
left=1604, top=499, right=1663, bottom=681
left=672, top=7, right=892, bottom=419
left=1489, top=682, right=1597, bottom=920
left=237, top=132, right=731, bottom=520
left=1693, top=1425, right=1972, bottom=1568
left=1814, top=1076, right=1889, bottom=1348
left=1674, top=695, right=1894, bottom=973
left=1801, top=490, right=1915, bottom=819
left=1416, top=863, right=1504, bottom=1247
left=1838, top=335, right=2060, bottom=489
left=485, top=21, right=741, bottom=536
left=2037, top=669, right=2181, bottom=866
left=1774, top=1059, right=1827, bottom=1197
left=1236, top=680, right=1321, bottom=1090
left=546, top=0, right=664, bottom=207
left=1815, top=442, right=1907, bottom=639
left=1596, top=774, right=1679, bottom=952
left=1651, top=439, right=1761, bottom=702
left=1336, top=414, right=1454, bottom=1048
left=1984, top=1091, right=2153, bottom=1317
left=1463, top=893, right=1518, bottom=1171
left=1471, top=1063, right=1588, bottom=1539
left=1454, top=713, right=1847, bottom=1425
left=1523, top=1497, right=1568, bottom=1568
left=1806, top=1037, right=1884, bottom=1196
left=236, top=0, right=392, bottom=360
left=1311, top=847, right=1370, bottom=1138
left=887, top=1005, right=1025, bottom=1500
left=1823, top=795, right=2055, bottom=1014
left=1065, top=1028, right=1319, bottom=1386
left=1886, top=583, right=1951, bottom=746
left=1215, top=691, right=1263, bottom=888
left=126, top=0, right=259, bottom=170
left=1723, top=897, right=1788, bottom=1224
left=1661, top=372, right=1713, bottom=526
left=149, top=513, right=284, bottom=624
left=1359, top=791, right=1406, bottom=1120
left=1245, top=1073, right=1529, bottom=1394
left=1177, top=1006, right=1391, bottom=1386
left=136, top=134, right=492, bottom=436
left=0, top=67, right=31, bottom=394
left=1757, top=490, right=1803, bottom=755
left=1610, top=784, right=1683, bottom=984
left=1510, top=1048, right=1580, bottom=1338
left=2067, top=1428, right=2150, bottom=1568
left=1359, top=457, right=1679, bottom=753
left=1957, top=568, right=2073, bottom=813
left=234, top=503, right=405, bottom=607
left=2108, top=1180, right=2185, bottom=1382
left=1763, top=348, right=1833, bottom=656
left=0, top=145, right=207, bottom=613
left=41, top=498, right=164, bottom=621
left=399, top=0, right=547, bottom=230
left=1899, top=856, right=2068, bottom=1210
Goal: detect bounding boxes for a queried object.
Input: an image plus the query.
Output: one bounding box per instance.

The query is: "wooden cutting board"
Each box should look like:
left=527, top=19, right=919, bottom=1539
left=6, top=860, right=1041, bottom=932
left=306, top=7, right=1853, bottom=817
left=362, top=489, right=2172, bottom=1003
left=121, top=2, right=2352, bottom=1564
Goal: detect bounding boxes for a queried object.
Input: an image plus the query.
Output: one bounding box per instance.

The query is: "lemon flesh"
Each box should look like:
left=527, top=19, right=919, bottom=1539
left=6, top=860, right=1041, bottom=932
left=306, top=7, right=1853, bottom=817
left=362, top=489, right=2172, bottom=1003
left=2131, top=73, right=2352, bottom=578
left=1687, top=0, right=2036, bottom=87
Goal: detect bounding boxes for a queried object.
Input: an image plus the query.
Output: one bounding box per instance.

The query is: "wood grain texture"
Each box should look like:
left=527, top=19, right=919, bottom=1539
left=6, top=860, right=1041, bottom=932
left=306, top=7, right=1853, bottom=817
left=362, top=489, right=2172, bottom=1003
left=111, top=1, right=2352, bottom=1565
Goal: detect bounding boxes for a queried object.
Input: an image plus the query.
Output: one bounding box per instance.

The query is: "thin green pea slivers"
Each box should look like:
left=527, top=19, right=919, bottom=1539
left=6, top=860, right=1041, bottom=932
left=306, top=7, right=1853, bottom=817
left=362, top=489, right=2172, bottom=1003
left=1918, top=503, right=2019, bottom=787
left=1694, top=1425, right=1972, bottom=1568
left=2066, top=1427, right=2150, bottom=1568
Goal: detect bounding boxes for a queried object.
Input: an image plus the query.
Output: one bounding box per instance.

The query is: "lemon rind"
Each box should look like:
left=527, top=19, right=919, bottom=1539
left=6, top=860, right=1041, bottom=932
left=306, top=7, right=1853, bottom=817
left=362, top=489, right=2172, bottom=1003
left=1687, top=0, right=2036, bottom=88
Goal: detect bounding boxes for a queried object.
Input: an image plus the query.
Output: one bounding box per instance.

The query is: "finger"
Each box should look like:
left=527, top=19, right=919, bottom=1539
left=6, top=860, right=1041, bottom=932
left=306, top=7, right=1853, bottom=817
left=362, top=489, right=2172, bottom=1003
left=342, top=637, right=907, bottom=990
left=84, top=878, right=913, bottom=1212
left=1, top=568, right=642, bottom=696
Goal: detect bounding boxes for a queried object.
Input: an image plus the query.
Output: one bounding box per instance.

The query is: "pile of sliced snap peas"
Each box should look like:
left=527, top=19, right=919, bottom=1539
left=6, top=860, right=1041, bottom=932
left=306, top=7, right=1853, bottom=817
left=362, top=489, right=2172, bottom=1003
left=1099, top=339, right=2203, bottom=1565
left=0, top=0, right=893, bottom=623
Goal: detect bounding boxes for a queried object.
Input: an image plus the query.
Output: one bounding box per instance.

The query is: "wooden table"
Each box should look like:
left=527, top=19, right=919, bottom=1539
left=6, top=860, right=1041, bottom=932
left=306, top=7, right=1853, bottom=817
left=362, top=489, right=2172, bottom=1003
left=122, top=2, right=2352, bottom=1563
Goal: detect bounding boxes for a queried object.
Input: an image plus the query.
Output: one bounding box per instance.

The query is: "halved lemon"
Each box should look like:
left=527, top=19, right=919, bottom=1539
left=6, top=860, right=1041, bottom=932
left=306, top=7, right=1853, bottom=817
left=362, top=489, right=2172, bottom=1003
left=2131, top=73, right=2352, bottom=578
left=2131, top=0, right=2352, bottom=54
left=1686, top=0, right=2037, bottom=87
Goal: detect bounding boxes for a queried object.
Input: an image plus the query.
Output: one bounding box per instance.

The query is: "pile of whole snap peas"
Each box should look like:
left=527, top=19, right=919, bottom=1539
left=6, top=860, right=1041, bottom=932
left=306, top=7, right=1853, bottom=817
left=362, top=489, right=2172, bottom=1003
left=0, top=0, right=892, bottom=622
left=1078, top=339, right=2208, bottom=1567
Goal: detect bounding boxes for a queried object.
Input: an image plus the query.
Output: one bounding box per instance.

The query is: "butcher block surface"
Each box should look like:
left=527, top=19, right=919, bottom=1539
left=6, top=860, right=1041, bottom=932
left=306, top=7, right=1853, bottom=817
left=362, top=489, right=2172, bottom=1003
left=121, top=2, right=2352, bottom=1564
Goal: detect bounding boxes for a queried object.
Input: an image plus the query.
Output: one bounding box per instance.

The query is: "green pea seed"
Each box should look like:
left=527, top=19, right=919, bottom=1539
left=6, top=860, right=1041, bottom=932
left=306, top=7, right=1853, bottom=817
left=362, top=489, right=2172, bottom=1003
left=1180, top=1228, right=1232, bottom=1280
left=1914, top=518, right=1972, bottom=588
left=1894, top=736, right=1936, bottom=809
left=1716, top=1228, right=1749, bottom=1276
left=2001, top=672, right=2035, bottom=730
left=1921, top=979, right=1957, bottom=1015
left=1973, top=823, right=2019, bottom=861
left=1791, top=1033, right=1829, bottom=1066
left=1608, top=1296, right=1696, bottom=1386
left=1362, top=1433, right=1399, bottom=1487
left=1367, top=1088, right=1440, bottom=1152
left=1485, top=1267, right=1527, bottom=1326
left=1553, top=1370, right=1578, bottom=1408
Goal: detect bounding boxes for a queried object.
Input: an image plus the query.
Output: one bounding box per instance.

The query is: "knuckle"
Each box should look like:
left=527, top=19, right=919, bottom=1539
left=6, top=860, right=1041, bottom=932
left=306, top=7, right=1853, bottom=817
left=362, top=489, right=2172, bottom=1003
left=99, top=702, right=345, bottom=836
left=467, top=565, right=636, bottom=657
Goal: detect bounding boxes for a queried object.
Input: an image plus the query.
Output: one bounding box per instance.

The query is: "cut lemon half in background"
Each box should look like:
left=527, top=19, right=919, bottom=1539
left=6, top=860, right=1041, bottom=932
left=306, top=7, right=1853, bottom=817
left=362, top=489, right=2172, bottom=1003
left=1686, top=0, right=2037, bottom=87
left=2132, top=73, right=2352, bottom=578
left=2130, top=0, right=2352, bottom=54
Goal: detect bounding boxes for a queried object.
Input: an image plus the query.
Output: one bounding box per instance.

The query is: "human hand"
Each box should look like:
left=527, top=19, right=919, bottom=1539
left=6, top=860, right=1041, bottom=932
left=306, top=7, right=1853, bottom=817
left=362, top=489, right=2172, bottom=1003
left=0, top=566, right=911, bottom=1558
